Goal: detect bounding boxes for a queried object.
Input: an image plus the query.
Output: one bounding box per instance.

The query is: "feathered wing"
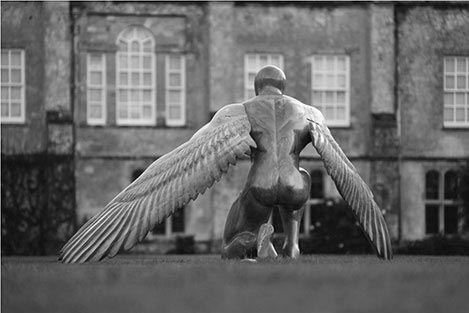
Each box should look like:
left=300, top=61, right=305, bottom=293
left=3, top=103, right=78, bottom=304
left=59, top=104, right=256, bottom=263
left=306, top=107, right=392, bottom=260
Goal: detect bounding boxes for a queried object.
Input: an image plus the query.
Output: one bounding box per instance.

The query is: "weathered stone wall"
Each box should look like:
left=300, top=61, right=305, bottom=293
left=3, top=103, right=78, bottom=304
left=397, top=5, right=469, bottom=158
left=1, top=2, right=75, bottom=255
left=397, top=5, right=469, bottom=240
left=1, top=2, right=46, bottom=154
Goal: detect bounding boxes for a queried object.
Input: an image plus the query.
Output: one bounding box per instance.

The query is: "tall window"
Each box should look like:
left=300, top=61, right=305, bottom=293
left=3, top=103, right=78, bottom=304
left=443, top=57, right=468, bottom=127
left=425, top=169, right=462, bottom=235
left=1, top=49, right=25, bottom=123
left=116, top=26, right=155, bottom=126
left=311, top=55, right=350, bottom=127
left=165, top=55, right=186, bottom=126
left=87, top=53, right=106, bottom=125
left=244, top=53, right=284, bottom=100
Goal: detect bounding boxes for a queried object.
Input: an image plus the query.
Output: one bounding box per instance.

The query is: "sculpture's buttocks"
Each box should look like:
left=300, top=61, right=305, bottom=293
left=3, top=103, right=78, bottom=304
left=243, top=93, right=311, bottom=207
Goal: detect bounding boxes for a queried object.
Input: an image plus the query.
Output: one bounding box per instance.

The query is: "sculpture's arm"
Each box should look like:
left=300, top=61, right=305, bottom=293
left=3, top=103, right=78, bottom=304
left=306, top=106, right=392, bottom=260
left=59, top=104, right=256, bottom=263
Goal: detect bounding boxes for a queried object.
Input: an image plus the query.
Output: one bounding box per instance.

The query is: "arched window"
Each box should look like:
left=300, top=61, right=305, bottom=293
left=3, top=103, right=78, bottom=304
left=116, top=26, right=155, bottom=125
left=425, top=170, right=439, bottom=200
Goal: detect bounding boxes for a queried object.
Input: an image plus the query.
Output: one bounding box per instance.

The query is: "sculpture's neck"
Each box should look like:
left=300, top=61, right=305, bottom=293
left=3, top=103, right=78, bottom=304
left=257, top=86, right=283, bottom=96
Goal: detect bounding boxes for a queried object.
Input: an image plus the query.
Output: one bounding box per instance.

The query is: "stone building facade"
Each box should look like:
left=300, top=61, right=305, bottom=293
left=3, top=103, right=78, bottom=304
left=1, top=1, right=468, bottom=254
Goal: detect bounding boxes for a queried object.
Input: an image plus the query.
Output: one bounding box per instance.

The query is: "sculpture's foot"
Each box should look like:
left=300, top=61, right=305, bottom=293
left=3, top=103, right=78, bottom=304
left=282, top=242, right=300, bottom=259
left=221, top=231, right=257, bottom=259
left=257, top=223, right=277, bottom=259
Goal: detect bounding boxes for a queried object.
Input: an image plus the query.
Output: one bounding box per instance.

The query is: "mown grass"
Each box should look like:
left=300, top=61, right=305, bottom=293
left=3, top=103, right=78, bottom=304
left=2, top=254, right=469, bottom=313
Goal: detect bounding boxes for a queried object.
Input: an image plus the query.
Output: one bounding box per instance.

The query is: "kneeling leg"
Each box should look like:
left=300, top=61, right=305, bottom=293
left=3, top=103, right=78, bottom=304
left=221, top=188, right=277, bottom=259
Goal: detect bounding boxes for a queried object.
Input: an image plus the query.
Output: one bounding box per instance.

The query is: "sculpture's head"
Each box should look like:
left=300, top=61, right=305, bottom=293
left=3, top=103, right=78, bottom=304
left=254, top=65, right=286, bottom=95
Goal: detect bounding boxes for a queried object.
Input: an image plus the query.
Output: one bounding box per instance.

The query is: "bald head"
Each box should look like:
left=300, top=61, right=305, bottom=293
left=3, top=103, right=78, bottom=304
left=254, top=66, right=286, bottom=95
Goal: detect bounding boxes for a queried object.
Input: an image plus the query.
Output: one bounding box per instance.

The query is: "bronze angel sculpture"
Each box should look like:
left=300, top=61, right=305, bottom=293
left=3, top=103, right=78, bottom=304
left=60, top=66, right=392, bottom=263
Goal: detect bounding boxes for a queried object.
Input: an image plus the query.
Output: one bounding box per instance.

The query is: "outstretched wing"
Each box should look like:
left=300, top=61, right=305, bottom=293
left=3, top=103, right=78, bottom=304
left=306, top=106, right=392, bottom=260
left=60, top=104, right=256, bottom=263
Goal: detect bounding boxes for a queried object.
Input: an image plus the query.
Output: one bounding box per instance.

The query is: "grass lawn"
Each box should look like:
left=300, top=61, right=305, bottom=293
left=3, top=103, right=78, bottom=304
left=2, top=254, right=469, bottom=313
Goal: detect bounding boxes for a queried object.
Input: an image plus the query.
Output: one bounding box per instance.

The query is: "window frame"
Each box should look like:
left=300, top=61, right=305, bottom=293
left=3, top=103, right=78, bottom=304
left=1, top=49, right=26, bottom=124
left=165, top=54, right=186, bottom=127
left=115, top=26, right=156, bottom=126
left=424, top=169, right=463, bottom=235
left=443, top=56, right=469, bottom=128
left=311, top=54, right=350, bottom=127
left=86, top=53, right=107, bottom=125
left=244, top=53, right=284, bottom=100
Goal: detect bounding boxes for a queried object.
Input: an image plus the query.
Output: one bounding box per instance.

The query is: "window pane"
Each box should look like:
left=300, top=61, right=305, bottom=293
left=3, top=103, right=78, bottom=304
left=324, top=107, right=334, bottom=119
left=444, top=93, right=453, bottom=105
left=1, top=102, right=9, bottom=116
left=325, top=91, right=334, bottom=104
left=425, top=171, right=439, bottom=199
left=444, top=206, right=458, bottom=234
left=425, top=205, right=439, bottom=234
left=130, top=106, right=139, bottom=118
left=246, top=54, right=256, bottom=69
left=131, top=90, right=139, bottom=102
left=270, top=55, right=281, bottom=68
left=89, top=105, right=102, bottom=119
left=248, top=73, right=256, bottom=86
left=119, top=73, right=128, bottom=85
left=169, top=73, right=181, bottom=87
left=337, top=57, right=346, bottom=71
left=1, top=87, right=8, bottom=99
left=445, top=76, right=455, bottom=89
left=90, top=72, right=102, bottom=85
left=169, top=106, right=181, bottom=119
left=325, top=74, right=334, bottom=87
left=168, top=90, right=181, bottom=104
left=142, top=105, right=152, bottom=118
left=89, top=89, right=101, bottom=102
left=1, top=52, right=8, bottom=66
left=119, top=55, right=127, bottom=69
left=456, top=76, right=466, bottom=89
left=444, top=171, right=458, bottom=199
left=131, top=56, right=139, bottom=68
left=10, top=87, right=21, bottom=99
left=11, top=69, right=21, bottom=83
left=325, top=56, right=334, bottom=71
left=131, top=73, right=139, bottom=86
left=336, top=106, right=346, bottom=120
left=143, top=56, right=151, bottom=68
left=337, top=91, right=346, bottom=104
left=444, top=107, right=454, bottom=122
left=10, top=52, right=21, bottom=66
left=11, top=102, right=21, bottom=117
left=315, top=56, right=324, bottom=71
left=456, top=58, right=466, bottom=73
left=445, top=58, right=455, bottom=73
left=119, top=90, right=128, bottom=102
left=259, top=55, right=268, bottom=67
left=118, top=106, right=128, bottom=118
left=455, top=93, right=465, bottom=105
left=456, top=108, right=465, bottom=122
left=143, top=73, right=151, bottom=86
left=313, top=74, right=323, bottom=88
left=131, top=41, right=139, bottom=52
left=142, top=90, right=151, bottom=101
left=1, top=69, right=9, bottom=82
left=169, top=56, right=181, bottom=70
left=89, top=54, right=102, bottom=68
left=337, top=74, right=346, bottom=88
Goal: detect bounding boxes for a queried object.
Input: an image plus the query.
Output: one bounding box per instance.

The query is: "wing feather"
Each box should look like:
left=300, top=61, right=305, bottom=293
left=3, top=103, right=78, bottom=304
left=307, top=112, right=392, bottom=260
left=60, top=104, right=256, bottom=263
